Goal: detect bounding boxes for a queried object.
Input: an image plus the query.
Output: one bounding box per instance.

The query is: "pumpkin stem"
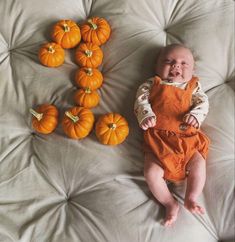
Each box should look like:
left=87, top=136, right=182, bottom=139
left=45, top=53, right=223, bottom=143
left=85, top=68, right=93, bottom=76
left=84, top=87, right=91, bottom=94
left=30, top=108, right=43, bottom=121
left=48, top=45, right=55, bottom=54
left=87, top=19, right=98, bottom=30
left=108, top=123, right=117, bottom=130
left=63, top=23, right=70, bottom=32
left=85, top=50, right=93, bottom=57
left=65, top=111, right=79, bottom=123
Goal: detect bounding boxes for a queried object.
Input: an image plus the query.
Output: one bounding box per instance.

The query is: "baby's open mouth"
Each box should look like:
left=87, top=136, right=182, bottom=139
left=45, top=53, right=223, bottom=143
left=169, top=71, right=181, bottom=77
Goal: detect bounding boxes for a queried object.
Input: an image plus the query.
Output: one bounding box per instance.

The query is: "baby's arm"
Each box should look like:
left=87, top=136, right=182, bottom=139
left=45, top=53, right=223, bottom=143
left=184, top=82, right=209, bottom=128
left=134, top=79, right=156, bottom=130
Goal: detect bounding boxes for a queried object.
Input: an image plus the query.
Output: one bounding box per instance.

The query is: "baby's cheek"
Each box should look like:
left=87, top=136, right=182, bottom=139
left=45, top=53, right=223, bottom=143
left=184, top=73, right=193, bottom=82
left=160, top=68, right=169, bottom=78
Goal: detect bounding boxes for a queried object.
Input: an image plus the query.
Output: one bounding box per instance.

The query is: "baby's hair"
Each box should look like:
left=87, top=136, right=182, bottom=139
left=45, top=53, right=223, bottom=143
left=157, top=43, right=199, bottom=63
left=155, top=43, right=200, bottom=70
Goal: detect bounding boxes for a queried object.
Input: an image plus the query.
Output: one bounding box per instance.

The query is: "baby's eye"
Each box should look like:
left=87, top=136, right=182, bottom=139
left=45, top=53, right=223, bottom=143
left=164, top=59, right=172, bottom=64
left=182, top=61, right=188, bottom=65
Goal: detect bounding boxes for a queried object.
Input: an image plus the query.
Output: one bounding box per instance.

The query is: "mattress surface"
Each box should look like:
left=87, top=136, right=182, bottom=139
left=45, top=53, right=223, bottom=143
left=0, top=0, right=234, bottom=242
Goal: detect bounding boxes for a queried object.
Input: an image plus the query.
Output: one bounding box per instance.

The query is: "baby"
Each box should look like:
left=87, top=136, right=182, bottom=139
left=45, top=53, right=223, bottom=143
left=134, top=44, right=210, bottom=226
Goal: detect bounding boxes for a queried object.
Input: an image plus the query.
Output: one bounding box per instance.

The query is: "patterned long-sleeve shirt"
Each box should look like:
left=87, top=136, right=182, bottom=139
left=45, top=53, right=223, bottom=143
left=134, top=76, right=209, bottom=127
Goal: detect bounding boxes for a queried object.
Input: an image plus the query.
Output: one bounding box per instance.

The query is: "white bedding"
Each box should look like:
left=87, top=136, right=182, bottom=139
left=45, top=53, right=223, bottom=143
left=0, top=0, right=234, bottom=241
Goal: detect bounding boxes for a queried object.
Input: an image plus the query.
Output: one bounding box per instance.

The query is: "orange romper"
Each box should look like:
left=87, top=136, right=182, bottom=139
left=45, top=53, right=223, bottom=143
left=144, top=76, right=210, bottom=182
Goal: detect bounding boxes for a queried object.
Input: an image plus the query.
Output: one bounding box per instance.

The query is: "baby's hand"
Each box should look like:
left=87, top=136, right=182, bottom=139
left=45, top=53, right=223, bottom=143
left=183, top=114, right=199, bottom=128
left=140, top=116, right=156, bottom=130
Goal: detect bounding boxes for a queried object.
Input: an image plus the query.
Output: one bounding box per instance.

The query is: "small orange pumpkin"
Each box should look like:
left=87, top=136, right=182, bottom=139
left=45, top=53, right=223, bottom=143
left=75, top=42, right=103, bottom=68
left=74, top=88, right=100, bottom=108
left=75, top=67, right=103, bottom=90
left=62, top=106, right=95, bottom=139
left=51, top=19, right=81, bottom=49
left=80, top=17, right=111, bottom=46
left=38, top=42, right=65, bottom=67
left=95, top=113, right=129, bottom=145
left=30, top=104, right=59, bottom=134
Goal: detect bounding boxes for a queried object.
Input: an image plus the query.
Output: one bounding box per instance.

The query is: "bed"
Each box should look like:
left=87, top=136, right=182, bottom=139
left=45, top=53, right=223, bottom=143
left=0, top=0, right=234, bottom=241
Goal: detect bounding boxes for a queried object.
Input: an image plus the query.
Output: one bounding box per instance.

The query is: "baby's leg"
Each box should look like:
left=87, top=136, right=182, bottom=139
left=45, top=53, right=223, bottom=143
left=144, top=153, right=179, bottom=227
left=184, top=151, right=206, bottom=215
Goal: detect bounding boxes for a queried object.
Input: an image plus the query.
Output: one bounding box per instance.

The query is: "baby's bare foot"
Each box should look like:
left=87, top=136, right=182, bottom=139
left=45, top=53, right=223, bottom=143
left=163, top=201, right=179, bottom=227
left=184, top=200, right=205, bottom=215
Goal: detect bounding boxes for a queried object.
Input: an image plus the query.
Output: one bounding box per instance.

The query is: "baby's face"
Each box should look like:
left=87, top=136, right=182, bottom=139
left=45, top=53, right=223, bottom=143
left=156, top=46, right=195, bottom=83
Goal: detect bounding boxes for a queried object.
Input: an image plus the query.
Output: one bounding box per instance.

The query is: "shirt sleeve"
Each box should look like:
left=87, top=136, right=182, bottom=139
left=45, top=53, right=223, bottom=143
left=189, top=82, right=209, bottom=126
left=134, top=78, right=156, bottom=125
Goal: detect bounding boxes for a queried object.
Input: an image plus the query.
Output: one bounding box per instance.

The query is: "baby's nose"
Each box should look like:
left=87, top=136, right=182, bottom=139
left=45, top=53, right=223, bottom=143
left=172, top=63, right=180, bottom=68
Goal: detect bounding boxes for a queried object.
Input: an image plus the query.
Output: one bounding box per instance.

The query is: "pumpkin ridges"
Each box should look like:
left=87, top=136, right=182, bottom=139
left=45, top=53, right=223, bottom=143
left=115, top=124, right=129, bottom=130
left=76, top=120, right=92, bottom=133
left=52, top=54, right=60, bottom=66
left=109, top=131, right=119, bottom=145
left=53, top=30, right=64, bottom=43
left=115, top=118, right=127, bottom=126
left=46, top=53, right=54, bottom=66
left=65, top=123, right=77, bottom=138
left=38, top=118, right=58, bottom=132
left=96, top=32, right=107, bottom=45
left=78, top=54, right=87, bottom=62
left=99, top=129, right=112, bottom=145
left=83, top=28, right=91, bottom=42
left=112, top=113, right=121, bottom=122
left=116, top=126, right=129, bottom=138
left=113, top=113, right=128, bottom=126
left=96, top=123, right=109, bottom=135
left=93, top=23, right=109, bottom=43
left=75, top=112, right=94, bottom=137
left=68, top=128, right=76, bottom=139
left=42, top=115, right=58, bottom=123
left=73, top=123, right=87, bottom=138
left=63, top=118, right=76, bottom=130
left=86, top=28, right=93, bottom=42
left=78, top=111, right=95, bottom=123
left=90, top=55, right=102, bottom=68
left=40, top=54, right=49, bottom=66
left=100, top=114, right=113, bottom=125
left=62, top=34, right=71, bottom=48
left=91, top=31, right=100, bottom=45
left=106, top=113, right=115, bottom=123
left=49, top=57, right=56, bottom=67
